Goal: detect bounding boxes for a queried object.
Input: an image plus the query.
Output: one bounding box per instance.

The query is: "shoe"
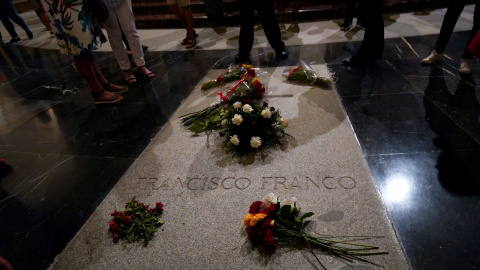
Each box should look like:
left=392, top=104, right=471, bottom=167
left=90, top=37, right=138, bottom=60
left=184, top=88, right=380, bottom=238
left=459, top=59, right=473, bottom=74
left=6, top=37, right=21, bottom=46
left=356, top=21, right=366, bottom=30
left=275, top=50, right=288, bottom=60
left=235, top=54, right=249, bottom=63
left=343, top=55, right=380, bottom=68
left=341, top=21, right=352, bottom=30
left=421, top=51, right=441, bottom=65
left=26, top=29, right=33, bottom=39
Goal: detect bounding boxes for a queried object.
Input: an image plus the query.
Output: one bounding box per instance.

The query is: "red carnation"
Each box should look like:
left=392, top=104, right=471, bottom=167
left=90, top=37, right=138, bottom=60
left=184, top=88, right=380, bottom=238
left=264, top=230, right=278, bottom=253
left=249, top=201, right=263, bottom=214
left=247, top=226, right=263, bottom=243
left=265, top=204, right=277, bottom=216
left=156, top=202, right=164, bottom=213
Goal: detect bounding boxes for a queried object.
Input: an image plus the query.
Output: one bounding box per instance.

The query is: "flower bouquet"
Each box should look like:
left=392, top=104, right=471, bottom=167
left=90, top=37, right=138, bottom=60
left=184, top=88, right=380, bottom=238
left=180, top=69, right=266, bottom=133
left=284, top=63, right=332, bottom=89
left=201, top=64, right=255, bottom=90
left=109, top=196, right=164, bottom=246
left=220, top=101, right=290, bottom=155
left=244, top=193, right=388, bottom=268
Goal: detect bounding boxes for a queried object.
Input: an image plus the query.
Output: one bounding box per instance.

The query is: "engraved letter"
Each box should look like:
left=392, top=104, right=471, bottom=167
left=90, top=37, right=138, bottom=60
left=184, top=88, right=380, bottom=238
left=323, top=177, right=336, bottom=189
left=235, top=178, right=251, bottom=190
left=339, top=176, right=356, bottom=189
left=209, top=177, right=220, bottom=190
left=221, top=177, right=234, bottom=189
left=306, top=176, right=320, bottom=189
left=187, top=177, right=201, bottom=190
left=261, top=177, right=273, bottom=189
left=275, top=177, right=288, bottom=190
left=289, top=177, right=301, bottom=189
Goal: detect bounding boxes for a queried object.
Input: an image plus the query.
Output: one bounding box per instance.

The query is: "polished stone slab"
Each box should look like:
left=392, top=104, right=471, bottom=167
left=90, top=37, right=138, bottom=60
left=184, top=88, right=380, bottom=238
left=49, top=66, right=409, bottom=269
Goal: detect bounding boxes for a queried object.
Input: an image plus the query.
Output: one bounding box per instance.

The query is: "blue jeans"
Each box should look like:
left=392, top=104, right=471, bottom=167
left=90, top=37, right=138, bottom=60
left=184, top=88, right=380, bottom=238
left=0, top=0, right=30, bottom=38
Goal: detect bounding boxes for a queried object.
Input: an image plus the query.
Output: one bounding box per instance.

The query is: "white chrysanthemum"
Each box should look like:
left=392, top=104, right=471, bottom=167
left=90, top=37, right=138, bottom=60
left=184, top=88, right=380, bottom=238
left=233, top=101, right=242, bottom=109
left=261, top=109, right=271, bottom=118
left=250, top=136, right=262, bottom=148
left=230, top=135, right=240, bottom=145
left=261, top=193, right=278, bottom=209
left=243, top=104, right=253, bottom=113
left=281, top=197, right=300, bottom=212
left=221, top=119, right=227, bottom=126
left=232, top=114, right=243, bottom=126
left=281, top=118, right=288, bottom=128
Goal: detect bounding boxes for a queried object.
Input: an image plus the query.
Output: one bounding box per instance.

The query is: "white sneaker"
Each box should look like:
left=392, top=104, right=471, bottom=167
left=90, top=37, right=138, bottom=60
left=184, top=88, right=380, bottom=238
left=421, top=51, right=441, bottom=64
left=459, top=59, right=473, bottom=74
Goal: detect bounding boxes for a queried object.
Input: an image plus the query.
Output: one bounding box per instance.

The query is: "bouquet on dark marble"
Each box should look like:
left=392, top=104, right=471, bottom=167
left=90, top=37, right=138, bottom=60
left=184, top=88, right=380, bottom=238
left=109, top=196, right=164, bottom=246
left=220, top=101, right=290, bottom=155
left=284, top=63, right=331, bottom=89
left=201, top=64, right=255, bottom=90
left=180, top=69, right=266, bottom=133
left=244, top=193, right=388, bottom=268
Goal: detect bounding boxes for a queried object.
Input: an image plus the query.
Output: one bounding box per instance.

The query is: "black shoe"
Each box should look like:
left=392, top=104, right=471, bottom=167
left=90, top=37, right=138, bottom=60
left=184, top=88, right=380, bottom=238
left=275, top=50, right=288, bottom=60
left=341, top=20, right=352, bottom=30
left=235, top=54, right=249, bottom=64
left=6, top=37, right=21, bottom=46
left=26, top=29, right=33, bottom=39
left=343, top=55, right=380, bottom=68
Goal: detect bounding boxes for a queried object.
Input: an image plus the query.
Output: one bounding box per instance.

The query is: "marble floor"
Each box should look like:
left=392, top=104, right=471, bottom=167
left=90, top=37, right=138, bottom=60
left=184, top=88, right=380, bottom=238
left=1, top=5, right=480, bottom=270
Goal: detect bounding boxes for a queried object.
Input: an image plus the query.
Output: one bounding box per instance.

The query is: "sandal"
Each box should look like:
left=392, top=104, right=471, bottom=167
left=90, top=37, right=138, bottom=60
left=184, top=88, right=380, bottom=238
left=181, top=30, right=199, bottom=45
left=92, top=89, right=123, bottom=104
left=104, top=82, right=128, bottom=94
left=138, top=66, right=155, bottom=79
left=184, top=37, right=197, bottom=49
left=124, top=72, right=137, bottom=84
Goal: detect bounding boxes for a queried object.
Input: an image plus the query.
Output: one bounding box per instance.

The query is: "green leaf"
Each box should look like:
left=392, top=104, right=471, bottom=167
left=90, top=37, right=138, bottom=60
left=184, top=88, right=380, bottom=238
left=300, top=212, right=314, bottom=220
left=281, top=205, right=292, bottom=213
left=294, top=217, right=303, bottom=228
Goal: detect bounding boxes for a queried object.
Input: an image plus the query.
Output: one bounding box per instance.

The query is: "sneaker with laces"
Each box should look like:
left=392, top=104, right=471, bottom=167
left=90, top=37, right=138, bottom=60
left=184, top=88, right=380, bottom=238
left=6, top=37, right=21, bottom=46
left=421, top=51, right=441, bottom=65
left=459, top=59, right=473, bottom=74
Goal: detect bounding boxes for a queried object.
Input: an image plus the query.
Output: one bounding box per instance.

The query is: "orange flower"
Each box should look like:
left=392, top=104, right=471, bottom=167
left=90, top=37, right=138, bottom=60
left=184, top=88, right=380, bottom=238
left=250, top=213, right=267, bottom=227
left=243, top=213, right=254, bottom=228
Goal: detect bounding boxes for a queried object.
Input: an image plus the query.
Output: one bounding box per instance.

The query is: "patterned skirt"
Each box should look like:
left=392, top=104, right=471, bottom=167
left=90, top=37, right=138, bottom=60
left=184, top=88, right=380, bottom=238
left=41, top=0, right=105, bottom=55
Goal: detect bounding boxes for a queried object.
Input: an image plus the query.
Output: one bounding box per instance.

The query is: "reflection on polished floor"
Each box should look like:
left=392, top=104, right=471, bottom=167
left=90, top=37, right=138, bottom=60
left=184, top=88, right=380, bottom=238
left=1, top=5, right=480, bottom=270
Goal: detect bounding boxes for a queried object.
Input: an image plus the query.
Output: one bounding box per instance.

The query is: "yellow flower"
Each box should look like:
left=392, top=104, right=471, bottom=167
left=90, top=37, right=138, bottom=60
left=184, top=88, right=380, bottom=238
left=270, top=220, right=275, bottom=227
left=252, top=77, right=261, bottom=84
left=243, top=213, right=254, bottom=228
left=242, top=64, right=254, bottom=69
left=250, top=213, right=267, bottom=227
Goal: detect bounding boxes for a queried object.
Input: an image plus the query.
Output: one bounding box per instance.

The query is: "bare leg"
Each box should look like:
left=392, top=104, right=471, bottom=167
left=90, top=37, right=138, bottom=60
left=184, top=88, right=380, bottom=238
left=182, top=5, right=195, bottom=38
left=73, top=53, right=120, bottom=100
left=169, top=4, right=187, bottom=28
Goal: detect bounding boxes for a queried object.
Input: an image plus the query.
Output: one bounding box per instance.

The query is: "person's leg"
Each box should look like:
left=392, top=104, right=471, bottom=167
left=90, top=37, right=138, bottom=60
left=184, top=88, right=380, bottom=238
left=2, top=0, right=33, bottom=38
left=256, top=0, right=286, bottom=58
left=0, top=8, right=20, bottom=40
left=169, top=4, right=187, bottom=28
left=343, top=0, right=383, bottom=67
left=342, top=0, right=355, bottom=29
left=237, top=0, right=255, bottom=60
left=117, top=0, right=153, bottom=77
left=435, top=1, right=466, bottom=54
left=103, top=6, right=135, bottom=82
left=181, top=5, right=195, bottom=39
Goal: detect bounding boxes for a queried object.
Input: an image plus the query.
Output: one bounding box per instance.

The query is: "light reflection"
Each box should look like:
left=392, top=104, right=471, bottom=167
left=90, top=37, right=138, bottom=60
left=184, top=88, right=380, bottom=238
left=385, top=175, right=411, bottom=203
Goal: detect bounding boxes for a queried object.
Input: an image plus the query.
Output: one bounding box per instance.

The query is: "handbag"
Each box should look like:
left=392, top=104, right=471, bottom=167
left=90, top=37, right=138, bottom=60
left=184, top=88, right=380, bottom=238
left=86, top=0, right=109, bottom=22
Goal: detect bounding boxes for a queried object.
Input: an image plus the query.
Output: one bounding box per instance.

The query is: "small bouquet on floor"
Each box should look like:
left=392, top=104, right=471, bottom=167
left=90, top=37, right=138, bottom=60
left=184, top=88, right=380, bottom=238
left=220, top=101, right=290, bottom=155
left=201, top=64, right=255, bottom=90
left=180, top=69, right=266, bottom=133
left=244, top=193, right=388, bottom=268
left=284, top=62, right=332, bottom=89
left=109, top=196, right=164, bottom=246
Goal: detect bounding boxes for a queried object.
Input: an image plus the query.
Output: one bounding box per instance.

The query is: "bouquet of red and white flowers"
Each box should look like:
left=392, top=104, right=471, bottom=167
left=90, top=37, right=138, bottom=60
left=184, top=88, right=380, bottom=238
left=201, top=64, right=255, bottom=90
left=180, top=69, right=266, bottom=132
left=244, top=193, right=388, bottom=268
left=284, top=63, right=331, bottom=89
left=109, top=196, right=164, bottom=246
left=220, top=101, right=290, bottom=155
